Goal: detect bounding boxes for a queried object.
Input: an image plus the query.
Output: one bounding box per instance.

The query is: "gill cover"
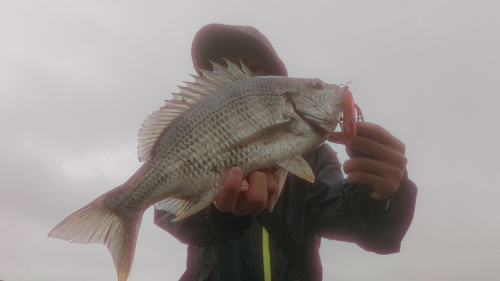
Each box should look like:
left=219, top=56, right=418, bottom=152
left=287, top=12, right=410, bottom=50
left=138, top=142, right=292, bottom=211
left=285, top=79, right=342, bottom=134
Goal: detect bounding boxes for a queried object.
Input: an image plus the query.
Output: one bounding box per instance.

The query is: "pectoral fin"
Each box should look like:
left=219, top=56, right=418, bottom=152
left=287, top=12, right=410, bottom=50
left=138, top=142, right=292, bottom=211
left=277, top=155, right=315, bottom=183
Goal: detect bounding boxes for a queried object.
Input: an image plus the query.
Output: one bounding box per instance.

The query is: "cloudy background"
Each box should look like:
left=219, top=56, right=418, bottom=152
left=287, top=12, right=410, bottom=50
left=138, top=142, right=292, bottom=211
left=1, top=1, right=500, bottom=280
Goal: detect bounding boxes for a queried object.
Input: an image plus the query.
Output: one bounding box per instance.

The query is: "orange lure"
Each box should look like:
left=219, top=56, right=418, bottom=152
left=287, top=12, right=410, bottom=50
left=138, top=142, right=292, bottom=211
left=341, top=89, right=356, bottom=139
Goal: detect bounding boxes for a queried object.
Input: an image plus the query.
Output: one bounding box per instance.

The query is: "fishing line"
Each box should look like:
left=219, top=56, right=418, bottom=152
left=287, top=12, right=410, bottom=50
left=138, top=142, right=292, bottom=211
left=69, top=123, right=141, bottom=203
left=19, top=123, right=141, bottom=281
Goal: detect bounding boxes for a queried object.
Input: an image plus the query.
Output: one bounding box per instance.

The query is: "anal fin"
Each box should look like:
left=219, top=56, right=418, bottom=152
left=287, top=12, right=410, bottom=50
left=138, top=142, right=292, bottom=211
left=172, top=198, right=214, bottom=222
left=155, top=197, right=215, bottom=222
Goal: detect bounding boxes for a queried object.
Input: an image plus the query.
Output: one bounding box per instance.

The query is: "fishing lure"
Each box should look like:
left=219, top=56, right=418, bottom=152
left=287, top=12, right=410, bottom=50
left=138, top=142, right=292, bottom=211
left=339, top=85, right=364, bottom=139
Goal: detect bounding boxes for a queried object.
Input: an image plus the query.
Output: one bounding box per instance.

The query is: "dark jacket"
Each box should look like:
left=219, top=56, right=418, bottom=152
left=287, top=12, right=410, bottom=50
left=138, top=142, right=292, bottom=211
left=154, top=144, right=417, bottom=281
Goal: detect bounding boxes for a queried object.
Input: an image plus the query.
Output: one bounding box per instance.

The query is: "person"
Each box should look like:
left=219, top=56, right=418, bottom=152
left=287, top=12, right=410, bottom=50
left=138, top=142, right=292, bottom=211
left=154, top=24, right=417, bottom=281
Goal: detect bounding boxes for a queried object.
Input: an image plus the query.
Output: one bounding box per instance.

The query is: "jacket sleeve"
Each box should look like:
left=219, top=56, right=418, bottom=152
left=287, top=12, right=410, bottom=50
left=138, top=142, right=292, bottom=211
left=154, top=203, right=253, bottom=247
left=307, top=144, right=418, bottom=254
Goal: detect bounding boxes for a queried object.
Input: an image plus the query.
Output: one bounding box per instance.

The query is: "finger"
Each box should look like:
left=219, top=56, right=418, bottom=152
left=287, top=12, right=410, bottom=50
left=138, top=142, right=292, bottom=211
left=347, top=137, right=408, bottom=168
left=233, top=170, right=268, bottom=216
left=242, top=170, right=269, bottom=215
left=215, top=167, right=243, bottom=213
left=356, top=122, right=406, bottom=153
left=343, top=157, right=405, bottom=182
left=264, top=169, right=278, bottom=200
left=259, top=169, right=279, bottom=213
left=345, top=145, right=366, bottom=158
left=346, top=171, right=398, bottom=200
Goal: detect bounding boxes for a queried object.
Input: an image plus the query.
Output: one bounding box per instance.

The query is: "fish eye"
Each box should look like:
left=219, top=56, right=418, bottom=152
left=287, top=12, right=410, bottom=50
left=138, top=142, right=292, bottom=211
left=312, top=79, right=325, bottom=90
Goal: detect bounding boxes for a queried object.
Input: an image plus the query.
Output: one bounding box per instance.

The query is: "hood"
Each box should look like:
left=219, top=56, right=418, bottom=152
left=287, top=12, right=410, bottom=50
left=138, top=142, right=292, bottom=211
left=191, top=24, right=287, bottom=76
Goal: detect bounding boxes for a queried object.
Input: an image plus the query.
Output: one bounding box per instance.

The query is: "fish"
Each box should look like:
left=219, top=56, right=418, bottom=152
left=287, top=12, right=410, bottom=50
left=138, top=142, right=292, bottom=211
left=48, top=59, right=353, bottom=281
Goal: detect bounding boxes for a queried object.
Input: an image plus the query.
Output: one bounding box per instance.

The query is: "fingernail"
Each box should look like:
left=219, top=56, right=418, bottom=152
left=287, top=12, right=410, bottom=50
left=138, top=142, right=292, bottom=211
left=241, top=180, right=249, bottom=191
left=230, top=167, right=243, bottom=178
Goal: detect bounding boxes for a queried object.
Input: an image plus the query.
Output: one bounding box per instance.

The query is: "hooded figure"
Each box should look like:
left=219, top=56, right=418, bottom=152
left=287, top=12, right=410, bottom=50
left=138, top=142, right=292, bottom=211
left=155, top=24, right=417, bottom=281
left=191, top=24, right=287, bottom=77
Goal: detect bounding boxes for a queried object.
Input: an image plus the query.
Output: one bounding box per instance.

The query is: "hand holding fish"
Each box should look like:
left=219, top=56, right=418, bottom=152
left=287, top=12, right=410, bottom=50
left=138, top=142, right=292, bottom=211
left=215, top=168, right=278, bottom=216
left=329, top=122, right=407, bottom=200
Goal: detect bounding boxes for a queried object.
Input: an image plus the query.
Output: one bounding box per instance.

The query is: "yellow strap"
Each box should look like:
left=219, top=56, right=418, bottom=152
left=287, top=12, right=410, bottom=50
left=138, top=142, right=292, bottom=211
left=262, top=226, right=272, bottom=281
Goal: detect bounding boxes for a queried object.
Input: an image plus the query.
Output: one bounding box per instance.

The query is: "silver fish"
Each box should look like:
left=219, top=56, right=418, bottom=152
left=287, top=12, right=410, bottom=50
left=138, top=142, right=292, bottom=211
left=48, top=59, right=350, bottom=281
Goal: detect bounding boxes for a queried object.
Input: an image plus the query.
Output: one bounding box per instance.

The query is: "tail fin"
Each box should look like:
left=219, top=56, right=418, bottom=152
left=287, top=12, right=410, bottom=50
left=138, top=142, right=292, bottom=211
left=48, top=194, right=143, bottom=281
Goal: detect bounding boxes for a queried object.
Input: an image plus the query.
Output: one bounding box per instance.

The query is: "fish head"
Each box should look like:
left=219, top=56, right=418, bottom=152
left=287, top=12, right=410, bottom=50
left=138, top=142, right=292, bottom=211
left=284, top=78, right=348, bottom=134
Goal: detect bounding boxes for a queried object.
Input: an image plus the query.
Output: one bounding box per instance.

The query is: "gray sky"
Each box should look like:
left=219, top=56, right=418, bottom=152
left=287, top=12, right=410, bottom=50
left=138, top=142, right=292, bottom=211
left=2, top=1, right=500, bottom=280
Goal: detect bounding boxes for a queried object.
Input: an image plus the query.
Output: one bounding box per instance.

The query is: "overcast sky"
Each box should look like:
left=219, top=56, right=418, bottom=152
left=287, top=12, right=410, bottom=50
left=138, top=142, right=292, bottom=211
left=1, top=1, right=500, bottom=280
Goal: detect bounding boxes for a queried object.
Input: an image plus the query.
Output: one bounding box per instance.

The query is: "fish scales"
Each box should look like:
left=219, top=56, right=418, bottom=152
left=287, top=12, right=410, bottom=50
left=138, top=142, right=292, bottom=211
left=129, top=77, right=293, bottom=205
left=48, top=60, right=350, bottom=281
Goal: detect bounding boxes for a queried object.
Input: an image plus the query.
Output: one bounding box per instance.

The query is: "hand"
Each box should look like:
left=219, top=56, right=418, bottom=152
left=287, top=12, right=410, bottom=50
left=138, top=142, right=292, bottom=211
left=329, top=122, right=407, bottom=200
left=214, top=168, right=278, bottom=216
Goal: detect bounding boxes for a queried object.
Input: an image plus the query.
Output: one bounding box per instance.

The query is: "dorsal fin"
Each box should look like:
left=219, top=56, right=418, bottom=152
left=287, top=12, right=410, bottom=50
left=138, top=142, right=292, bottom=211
left=198, top=69, right=233, bottom=86
left=189, top=74, right=222, bottom=92
left=224, top=58, right=252, bottom=80
left=183, top=81, right=213, bottom=94
left=137, top=59, right=253, bottom=162
left=209, top=60, right=239, bottom=82
left=240, top=60, right=255, bottom=78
